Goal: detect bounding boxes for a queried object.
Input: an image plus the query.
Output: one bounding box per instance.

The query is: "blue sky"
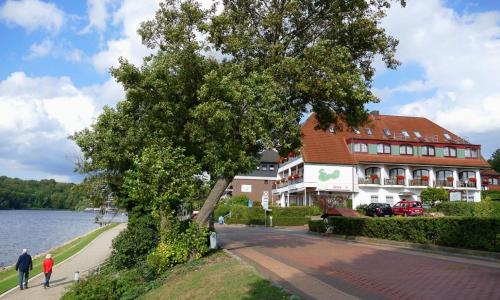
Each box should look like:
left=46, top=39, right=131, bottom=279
left=0, top=0, right=499, bottom=182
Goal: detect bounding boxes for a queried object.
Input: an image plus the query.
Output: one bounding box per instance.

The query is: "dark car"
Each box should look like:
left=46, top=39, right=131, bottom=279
left=364, top=203, right=393, bottom=217
left=392, top=200, right=424, bottom=217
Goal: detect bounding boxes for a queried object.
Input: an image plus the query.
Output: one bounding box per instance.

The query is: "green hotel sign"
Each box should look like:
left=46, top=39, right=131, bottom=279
left=318, top=169, right=340, bottom=182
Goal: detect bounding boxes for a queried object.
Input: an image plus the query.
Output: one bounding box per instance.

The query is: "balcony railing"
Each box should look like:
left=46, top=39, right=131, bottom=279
left=384, top=178, right=405, bottom=186
left=359, top=176, right=380, bottom=184
left=436, top=180, right=454, bottom=187
left=273, top=178, right=304, bottom=189
left=410, top=179, right=429, bottom=186
left=458, top=180, right=477, bottom=188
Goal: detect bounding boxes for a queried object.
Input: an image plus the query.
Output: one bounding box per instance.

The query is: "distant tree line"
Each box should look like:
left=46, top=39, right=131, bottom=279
left=0, top=176, right=89, bottom=210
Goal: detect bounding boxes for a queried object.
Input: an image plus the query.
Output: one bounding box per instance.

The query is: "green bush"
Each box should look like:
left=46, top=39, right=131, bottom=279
left=355, top=204, right=367, bottom=214
left=216, top=206, right=321, bottom=226
left=324, top=216, right=500, bottom=252
left=111, top=216, right=160, bottom=270
left=308, top=220, right=327, bottom=233
left=436, top=200, right=500, bottom=217
left=420, top=187, right=448, bottom=205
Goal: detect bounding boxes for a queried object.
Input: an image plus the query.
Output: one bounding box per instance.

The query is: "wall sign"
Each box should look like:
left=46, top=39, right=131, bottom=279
left=318, top=169, right=340, bottom=182
left=241, top=184, right=252, bottom=193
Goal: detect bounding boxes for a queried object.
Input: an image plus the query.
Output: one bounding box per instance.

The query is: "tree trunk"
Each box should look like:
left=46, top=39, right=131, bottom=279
left=196, top=176, right=232, bottom=225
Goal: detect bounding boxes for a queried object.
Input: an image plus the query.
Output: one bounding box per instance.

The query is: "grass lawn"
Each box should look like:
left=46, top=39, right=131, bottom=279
left=142, top=251, right=298, bottom=300
left=0, top=223, right=119, bottom=294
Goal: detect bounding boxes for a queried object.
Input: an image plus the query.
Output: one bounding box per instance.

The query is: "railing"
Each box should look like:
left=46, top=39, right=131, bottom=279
left=384, top=178, right=405, bottom=186
left=410, top=179, right=429, bottom=186
left=273, top=178, right=304, bottom=189
left=359, top=177, right=380, bottom=184
left=458, top=180, right=477, bottom=188
left=436, top=180, right=454, bottom=187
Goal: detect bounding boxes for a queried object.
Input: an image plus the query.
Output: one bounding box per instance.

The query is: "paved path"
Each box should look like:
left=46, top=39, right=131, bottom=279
left=1, top=223, right=126, bottom=300
left=217, top=225, right=500, bottom=300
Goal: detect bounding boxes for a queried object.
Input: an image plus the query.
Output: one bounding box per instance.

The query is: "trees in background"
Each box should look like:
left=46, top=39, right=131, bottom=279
left=420, top=187, right=448, bottom=205
left=489, top=149, right=500, bottom=172
left=0, top=176, right=89, bottom=210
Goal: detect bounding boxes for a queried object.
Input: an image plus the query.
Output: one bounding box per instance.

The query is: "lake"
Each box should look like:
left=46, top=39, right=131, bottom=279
left=0, top=210, right=100, bottom=268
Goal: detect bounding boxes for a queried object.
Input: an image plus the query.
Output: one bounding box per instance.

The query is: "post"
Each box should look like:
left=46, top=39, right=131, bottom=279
left=265, top=209, right=267, bottom=227
left=270, top=215, right=273, bottom=227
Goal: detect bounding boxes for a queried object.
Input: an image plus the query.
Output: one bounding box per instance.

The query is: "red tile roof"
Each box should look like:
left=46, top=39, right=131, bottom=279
left=300, top=114, right=490, bottom=168
left=481, top=169, right=500, bottom=177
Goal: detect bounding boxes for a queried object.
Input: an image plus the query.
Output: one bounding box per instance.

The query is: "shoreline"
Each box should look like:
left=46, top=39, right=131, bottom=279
left=0, top=224, right=105, bottom=272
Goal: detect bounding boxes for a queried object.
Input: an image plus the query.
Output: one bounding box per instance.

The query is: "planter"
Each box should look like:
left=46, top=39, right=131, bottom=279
left=469, top=178, right=477, bottom=183
left=446, top=176, right=454, bottom=182
left=396, top=175, right=405, bottom=180
left=370, top=174, right=379, bottom=180
left=421, top=176, right=429, bottom=181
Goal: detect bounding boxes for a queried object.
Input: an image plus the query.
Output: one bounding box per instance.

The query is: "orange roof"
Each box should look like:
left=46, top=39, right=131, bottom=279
left=481, top=169, right=500, bottom=176
left=300, top=113, right=490, bottom=168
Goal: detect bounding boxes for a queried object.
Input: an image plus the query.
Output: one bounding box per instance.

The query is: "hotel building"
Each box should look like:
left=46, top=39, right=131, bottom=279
left=272, top=112, right=490, bottom=208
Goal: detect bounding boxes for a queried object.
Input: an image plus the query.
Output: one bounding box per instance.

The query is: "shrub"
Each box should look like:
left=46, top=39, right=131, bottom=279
left=355, top=204, right=367, bottom=214
left=308, top=220, right=327, bottom=233
left=217, top=206, right=321, bottom=226
left=325, top=216, right=500, bottom=252
left=420, top=187, right=448, bottom=205
left=147, top=221, right=209, bottom=273
left=111, top=216, right=160, bottom=269
left=436, top=200, right=500, bottom=217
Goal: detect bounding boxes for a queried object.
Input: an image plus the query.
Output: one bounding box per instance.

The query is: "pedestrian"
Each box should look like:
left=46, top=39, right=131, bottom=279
left=43, top=253, right=54, bottom=288
left=15, top=249, right=32, bottom=290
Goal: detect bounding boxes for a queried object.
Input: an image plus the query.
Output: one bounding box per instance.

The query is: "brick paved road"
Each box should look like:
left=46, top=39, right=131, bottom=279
left=217, top=225, right=500, bottom=300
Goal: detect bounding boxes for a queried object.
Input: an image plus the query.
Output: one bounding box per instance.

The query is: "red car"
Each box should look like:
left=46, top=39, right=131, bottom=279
left=392, top=200, right=424, bottom=217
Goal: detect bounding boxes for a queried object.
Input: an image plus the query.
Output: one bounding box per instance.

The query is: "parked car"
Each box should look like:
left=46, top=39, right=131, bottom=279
left=392, top=200, right=424, bottom=217
left=364, top=203, right=393, bottom=217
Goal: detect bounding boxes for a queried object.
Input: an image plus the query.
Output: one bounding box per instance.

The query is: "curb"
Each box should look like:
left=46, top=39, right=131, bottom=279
left=0, top=223, right=123, bottom=298
left=308, top=231, right=500, bottom=263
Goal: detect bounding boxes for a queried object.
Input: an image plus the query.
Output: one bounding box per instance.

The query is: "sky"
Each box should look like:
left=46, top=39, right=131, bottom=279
left=0, top=0, right=499, bottom=183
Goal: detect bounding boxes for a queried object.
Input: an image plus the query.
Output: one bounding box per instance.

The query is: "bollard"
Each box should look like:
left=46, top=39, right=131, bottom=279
left=74, top=271, right=80, bottom=282
left=209, top=232, right=217, bottom=249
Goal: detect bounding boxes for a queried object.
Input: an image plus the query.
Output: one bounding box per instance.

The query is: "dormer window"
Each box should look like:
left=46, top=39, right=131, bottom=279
left=414, top=131, right=422, bottom=138
left=465, top=148, right=478, bottom=158
left=353, top=143, right=368, bottom=153
left=377, top=143, right=391, bottom=154
left=365, top=128, right=373, bottom=135
left=401, top=130, right=410, bottom=138
left=400, top=145, right=413, bottom=155
left=383, top=129, right=391, bottom=136
left=353, top=127, right=360, bottom=134
left=443, top=147, right=457, bottom=157
left=328, top=126, right=335, bottom=133
left=422, top=145, right=435, bottom=156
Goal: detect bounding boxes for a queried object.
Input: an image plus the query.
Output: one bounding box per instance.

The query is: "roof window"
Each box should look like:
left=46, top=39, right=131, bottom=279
left=365, top=128, right=373, bottom=135
left=444, top=133, right=452, bottom=141
left=328, top=126, right=335, bottom=133
left=383, top=128, right=391, bottom=136
left=414, top=131, right=422, bottom=138
left=401, top=130, right=410, bottom=138
left=353, top=127, right=360, bottom=134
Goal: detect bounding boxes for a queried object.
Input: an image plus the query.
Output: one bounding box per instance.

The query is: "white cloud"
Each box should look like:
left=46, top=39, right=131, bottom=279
left=25, top=39, right=84, bottom=62
left=0, top=0, right=64, bottom=32
left=381, top=0, right=500, bottom=134
left=26, top=39, right=54, bottom=59
left=81, top=0, right=111, bottom=34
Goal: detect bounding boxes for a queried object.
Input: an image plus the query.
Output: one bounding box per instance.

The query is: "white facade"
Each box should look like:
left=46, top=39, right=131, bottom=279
left=273, top=158, right=482, bottom=209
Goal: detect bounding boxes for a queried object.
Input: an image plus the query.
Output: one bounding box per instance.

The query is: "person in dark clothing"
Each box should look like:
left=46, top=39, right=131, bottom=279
left=15, top=249, right=32, bottom=290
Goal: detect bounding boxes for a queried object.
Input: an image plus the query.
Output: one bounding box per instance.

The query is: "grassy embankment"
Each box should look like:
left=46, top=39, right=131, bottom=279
left=142, top=251, right=296, bottom=300
left=0, top=223, right=119, bottom=294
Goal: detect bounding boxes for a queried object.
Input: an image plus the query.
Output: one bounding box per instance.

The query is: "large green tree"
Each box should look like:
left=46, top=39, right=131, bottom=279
left=73, top=0, right=405, bottom=225
left=489, top=149, right=500, bottom=173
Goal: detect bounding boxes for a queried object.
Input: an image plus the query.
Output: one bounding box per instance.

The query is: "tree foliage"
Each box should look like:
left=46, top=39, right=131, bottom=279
left=420, top=187, right=448, bottom=205
left=488, top=149, right=500, bottom=173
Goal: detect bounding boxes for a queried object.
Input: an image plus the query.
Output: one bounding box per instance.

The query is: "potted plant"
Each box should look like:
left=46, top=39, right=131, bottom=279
left=370, top=174, right=379, bottom=183
left=468, top=177, right=477, bottom=183
left=396, top=175, right=405, bottom=180
left=293, top=173, right=300, bottom=179
left=446, top=176, right=454, bottom=182
left=421, top=175, right=429, bottom=181
left=288, top=175, right=294, bottom=180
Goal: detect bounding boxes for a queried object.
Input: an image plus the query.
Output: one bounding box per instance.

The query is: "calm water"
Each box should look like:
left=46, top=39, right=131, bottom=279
left=0, top=210, right=100, bottom=267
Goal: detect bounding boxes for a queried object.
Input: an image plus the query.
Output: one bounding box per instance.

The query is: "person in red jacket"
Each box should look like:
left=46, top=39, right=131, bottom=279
left=43, top=254, right=54, bottom=288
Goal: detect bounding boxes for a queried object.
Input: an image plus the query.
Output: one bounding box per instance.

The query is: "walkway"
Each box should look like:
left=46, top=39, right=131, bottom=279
left=1, top=223, right=126, bottom=300
left=217, top=225, right=500, bottom=300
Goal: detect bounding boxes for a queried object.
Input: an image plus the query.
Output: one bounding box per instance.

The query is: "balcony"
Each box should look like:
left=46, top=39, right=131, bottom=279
left=359, top=176, right=380, bottom=185
left=436, top=180, right=454, bottom=187
left=458, top=180, right=477, bottom=188
left=410, top=179, right=429, bottom=186
left=384, top=178, right=405, bottom=186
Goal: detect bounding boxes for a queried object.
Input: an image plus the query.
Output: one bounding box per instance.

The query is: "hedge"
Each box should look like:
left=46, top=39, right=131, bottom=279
left=311, top=217, right=500, bottom=252
left=308, top=220, right=327, bottom=233
left=215, top=205, right=321, bottom=226
left=436, top=201, right=500, bottom=217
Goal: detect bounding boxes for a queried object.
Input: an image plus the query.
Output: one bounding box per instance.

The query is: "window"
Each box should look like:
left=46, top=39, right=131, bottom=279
left=261, top=164, right=267, bottom=171
left=365, top=127, right=373, bottom=135
left=459, top=171, right=476, bottom=181
left=443, top=147, right=457, bottom=157
left=389, top=168, right=405, bottom=178
left=443, top=133, right=452, bottom=140
left=386, top=196, right=394, bottom=205
left=264, top=180, right=269, bottom=185
left=400, top=145, right=413, bottom=155
left=365, top=167, right=381, bottom=176
left=436, top=170, right=453, bottom=180
left=383, top=128, right=391, bottom=136
left=413, top=169, right=429, bottom=179
left=353, top=127, right=360, bottom=134
left=328, top=126, right=335, bottom=133
left=377, top=143, right=391, bottom=154
left=353, top=143, right=368, bottom=153
left=465, top=148, right=478, bottom=158
left=401, top=130, right=410, bottom=138
left=421, top=145, right=435, bottom=156
left=269, top=165, right=275, bottom=171
left=414, top=131, right=422, bottom=138
left=371, top=195, right=379, bottom=203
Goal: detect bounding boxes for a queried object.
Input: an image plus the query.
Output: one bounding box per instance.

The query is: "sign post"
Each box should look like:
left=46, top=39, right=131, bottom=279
left=262, top=191, right=269, bottom=226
